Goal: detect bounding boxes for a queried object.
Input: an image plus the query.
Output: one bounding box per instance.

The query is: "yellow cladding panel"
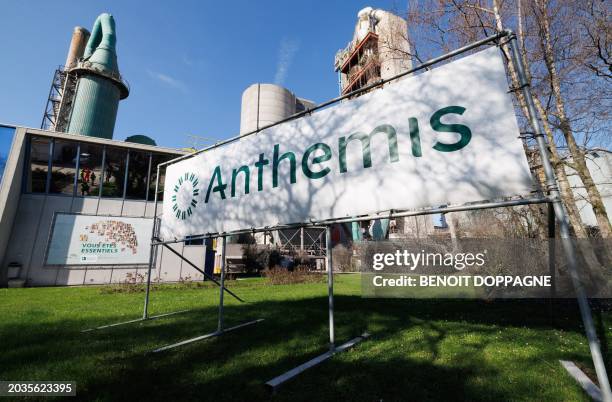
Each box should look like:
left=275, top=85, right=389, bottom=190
left=214, top=255, right=221, bottom=274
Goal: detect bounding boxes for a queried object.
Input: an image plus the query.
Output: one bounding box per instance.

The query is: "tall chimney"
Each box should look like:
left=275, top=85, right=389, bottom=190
left=64, top=26, right=90, bottom=69
left=66, top=13, right=129, bottom=139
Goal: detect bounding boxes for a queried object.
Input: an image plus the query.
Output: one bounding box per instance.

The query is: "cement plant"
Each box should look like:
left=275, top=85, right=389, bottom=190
left=0, top=2, right=610, bottom=402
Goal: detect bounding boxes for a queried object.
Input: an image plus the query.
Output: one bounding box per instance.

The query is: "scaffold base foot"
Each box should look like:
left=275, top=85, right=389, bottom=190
left=265, top=332, right=370, bottom=393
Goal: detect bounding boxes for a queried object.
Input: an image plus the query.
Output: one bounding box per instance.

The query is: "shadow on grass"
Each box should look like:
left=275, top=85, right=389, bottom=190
left=0, top=292, right=606, bottom=401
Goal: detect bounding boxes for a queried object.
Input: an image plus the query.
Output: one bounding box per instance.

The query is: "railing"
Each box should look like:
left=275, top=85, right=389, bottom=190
left=68, top=60, right=130, bottom=97
left=334, top=26, right=377, bottom=70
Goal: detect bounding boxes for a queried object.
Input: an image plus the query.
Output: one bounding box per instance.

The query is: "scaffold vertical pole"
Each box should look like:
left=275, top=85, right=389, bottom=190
left=218, top=235, right=227, bottom=332
left=508, top=33, right=611, bottom=401
left=326, top=226, right=335, bottom=351
left=300, top=227, right=305, bottom=255
left=143, top=165, right=161, bottom=320
left=142, top=243, right=155, bottom=319
left=548, top=202, right=556, bottom=298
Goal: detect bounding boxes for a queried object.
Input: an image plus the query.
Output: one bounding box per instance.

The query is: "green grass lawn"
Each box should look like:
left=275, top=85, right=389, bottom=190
left=0, top=274, right=610, bottom=401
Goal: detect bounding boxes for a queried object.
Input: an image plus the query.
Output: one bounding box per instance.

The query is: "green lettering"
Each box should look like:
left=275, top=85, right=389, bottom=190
left=254, top=153, right=269, bottom=191
left=430, top=106, right=471, bottom=152
left=205, top=166, right=227, bottom=203
left=302, top=143, right=332, bottom=179
left=338, top=124, right=399, bottom=173
left=231, top=165, right=250, bottom=197
left=272, top=144, right=296, bottom=187
left=409, top=117, right=422, bottom=157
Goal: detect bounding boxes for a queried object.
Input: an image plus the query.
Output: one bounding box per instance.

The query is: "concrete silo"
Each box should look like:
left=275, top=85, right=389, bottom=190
left=66, top=13, right=129, bottom=139
left=239, top=83, right=314, bottom=135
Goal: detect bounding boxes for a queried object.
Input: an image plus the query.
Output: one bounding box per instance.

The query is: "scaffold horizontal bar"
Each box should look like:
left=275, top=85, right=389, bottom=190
left=81, top=310, right=191, bottom=333
left=151, top=318, right=264, bottom=353
left=153, top=196, right=551, bottom=246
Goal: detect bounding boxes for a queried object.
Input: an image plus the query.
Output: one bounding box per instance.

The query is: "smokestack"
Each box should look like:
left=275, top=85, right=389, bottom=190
left=64, top=26, right=90, bottom=69
left=66, top=13, right=129, bottom=139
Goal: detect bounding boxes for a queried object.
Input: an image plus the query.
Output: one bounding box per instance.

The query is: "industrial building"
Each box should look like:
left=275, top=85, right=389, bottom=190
left=0, top=11, right=330, bottom=287
left=334, top=7, right=412, bottom=95
left=0, top=14, right=207, bottom=287
left=2, top=8, right=608, bottom=287
left=0, top=125, right=197, bottom=286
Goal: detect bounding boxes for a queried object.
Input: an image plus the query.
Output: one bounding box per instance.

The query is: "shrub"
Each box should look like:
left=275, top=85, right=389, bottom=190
left=261, top=266, right=324, bottom=285
left=242, top=244, right=282, bottom=272
left=332, top=244, right=354, bottom=272
left=99, top=273, right=212, bottom=294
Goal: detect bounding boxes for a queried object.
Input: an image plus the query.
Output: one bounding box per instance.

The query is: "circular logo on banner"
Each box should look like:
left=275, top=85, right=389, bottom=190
left=172, top=172, right=199, bottom=220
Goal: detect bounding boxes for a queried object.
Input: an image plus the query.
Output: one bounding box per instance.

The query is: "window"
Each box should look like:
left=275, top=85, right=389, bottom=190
left=27, top=137, right=51, bottom=193
left=126, top=151, right=150, bottom=200
left=49, top=139, right=78, bottom=195
left=148, top=154, right=175, bottom=201
left=101, top=147, right=127, bottom=198
left=77, top=142, right=104, bottom=197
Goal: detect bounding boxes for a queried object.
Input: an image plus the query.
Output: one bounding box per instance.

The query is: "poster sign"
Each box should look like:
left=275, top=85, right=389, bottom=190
left=160, top=47, right=534, bottom=239
left=46, top=213, right=154, bottom=265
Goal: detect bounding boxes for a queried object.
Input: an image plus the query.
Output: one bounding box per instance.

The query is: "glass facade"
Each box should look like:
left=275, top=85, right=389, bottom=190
left=24, top=134, right=179, bottom=200
left=77, top=142, right=104, bottom=196
left=0, top=125, right=16, bottom=187
left=49, top=139, right=78, bottom=195
left=125, top=150, right=150, bottom=199
left=101, top=146, right=127, bottom=198
left=148, top=154, right=174, bottom=201
left=27, top=137, right=51, bottom=193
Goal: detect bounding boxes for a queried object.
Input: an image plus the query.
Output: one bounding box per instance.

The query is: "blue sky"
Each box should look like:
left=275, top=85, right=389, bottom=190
left=0, top=0, right=404, bottom=148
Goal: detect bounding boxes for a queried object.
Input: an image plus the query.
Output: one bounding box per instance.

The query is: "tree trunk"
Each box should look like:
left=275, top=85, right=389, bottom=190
left=535, top=0, right=612, bottom=239
left=513, top=0, right=605, bottom=269
left=532, top=97, right=588, bottom=238
left=492, top=0, right=548, bottom=240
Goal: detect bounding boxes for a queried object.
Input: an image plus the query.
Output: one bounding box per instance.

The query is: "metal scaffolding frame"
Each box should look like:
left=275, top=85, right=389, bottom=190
left=83, top=29, right=610, bottom=399
left=40, top=66, right=78, bottom=132
left=277, top=227, right=327, bottom=258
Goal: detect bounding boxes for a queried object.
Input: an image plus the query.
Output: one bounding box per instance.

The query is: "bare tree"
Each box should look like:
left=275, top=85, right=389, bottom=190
left=575, top=0, right=612, bottom=80
left=529, top=0, right=612, bottom=238
left=392, top=1, right=610, bottom=241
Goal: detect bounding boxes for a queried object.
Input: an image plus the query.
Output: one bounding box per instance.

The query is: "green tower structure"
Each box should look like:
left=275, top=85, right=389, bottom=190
left=66, top=13, right=129, bottom=139
left=125, top=134, right=157, bottom=146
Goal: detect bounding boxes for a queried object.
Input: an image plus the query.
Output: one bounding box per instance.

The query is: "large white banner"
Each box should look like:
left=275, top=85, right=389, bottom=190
left=161, top=47, right=534, bottom=239
left=46, top=214, right=153, bottom=265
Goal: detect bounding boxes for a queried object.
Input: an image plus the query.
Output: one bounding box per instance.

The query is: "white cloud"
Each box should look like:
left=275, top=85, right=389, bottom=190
left=274, top=38, right=300, bottom=86
left=146, top=69, right=188, bottom=93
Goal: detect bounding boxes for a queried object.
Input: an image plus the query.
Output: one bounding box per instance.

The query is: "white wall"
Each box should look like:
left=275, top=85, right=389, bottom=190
left=0, top=128, right=27, bottom=285
left=565, top=151, right=612, bottom=228
left=3, top=194, right=206, bottom=286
